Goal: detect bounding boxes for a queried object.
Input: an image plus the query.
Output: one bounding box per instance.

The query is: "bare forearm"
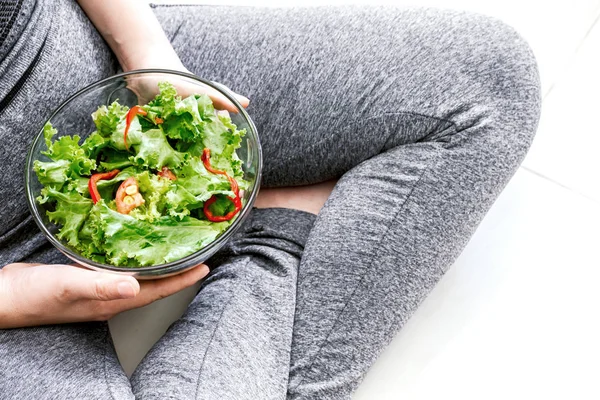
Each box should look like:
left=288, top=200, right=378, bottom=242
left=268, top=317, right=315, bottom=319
left=76, top=0, right=184, bottom=71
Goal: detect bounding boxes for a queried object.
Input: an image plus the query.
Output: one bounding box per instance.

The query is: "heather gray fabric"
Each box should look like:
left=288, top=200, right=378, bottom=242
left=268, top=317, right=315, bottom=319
left=0, top=0, right=26, bottom=52
left=0, top=1, right=541, bottom=399
left=0, top=322, right=134, bottom=399
left=0, top=0, right=46, bottom=97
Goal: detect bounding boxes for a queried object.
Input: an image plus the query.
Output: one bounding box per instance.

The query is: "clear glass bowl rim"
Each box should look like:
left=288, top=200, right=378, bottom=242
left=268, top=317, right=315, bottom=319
left=24, top=69, right=262, bottom=276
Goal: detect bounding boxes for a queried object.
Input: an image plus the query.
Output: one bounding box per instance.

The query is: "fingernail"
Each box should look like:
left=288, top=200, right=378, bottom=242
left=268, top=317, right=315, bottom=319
left=117, top=281, right=136, bottom=299
left=192, top=264, right=210, bottom=278
left=236, top=94, right=250, bottom=105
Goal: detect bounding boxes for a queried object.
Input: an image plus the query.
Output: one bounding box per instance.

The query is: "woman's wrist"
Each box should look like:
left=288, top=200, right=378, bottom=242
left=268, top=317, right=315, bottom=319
left=120, top=43, right=187, bottom=73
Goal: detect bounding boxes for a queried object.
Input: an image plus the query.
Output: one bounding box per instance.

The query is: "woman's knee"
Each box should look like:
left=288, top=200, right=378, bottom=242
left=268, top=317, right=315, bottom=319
left=347, top=8, right=541, bottom=129
left=410, top=9, right=542, bottom=147
left=463, top=14, right=541, bottom=147
left=464, top=12, right=540, bottom=102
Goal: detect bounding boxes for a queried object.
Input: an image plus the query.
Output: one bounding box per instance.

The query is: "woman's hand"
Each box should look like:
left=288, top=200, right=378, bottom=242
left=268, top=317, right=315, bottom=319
left=125, top=61, right=250, bottom=112
left=0, top=263, right=209, bottom=329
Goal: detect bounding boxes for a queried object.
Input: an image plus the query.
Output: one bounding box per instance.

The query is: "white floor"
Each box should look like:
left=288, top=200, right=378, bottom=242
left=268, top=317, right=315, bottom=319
left=112, top=1, right=600, bottom=398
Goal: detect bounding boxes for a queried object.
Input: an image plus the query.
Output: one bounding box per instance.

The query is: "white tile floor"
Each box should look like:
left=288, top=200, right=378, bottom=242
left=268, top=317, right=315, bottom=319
left=112, top=1, right=600, bottom=398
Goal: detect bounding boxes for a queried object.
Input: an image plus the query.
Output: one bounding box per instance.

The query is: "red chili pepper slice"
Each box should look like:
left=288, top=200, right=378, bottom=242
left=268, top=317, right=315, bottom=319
left=201, top=148, right=242, bottom=222
left=123, top=105, right=147, bottom=151
left=201, top=148, right=227, bottom=176
left=115, top=177, right=145, bottom=214
left=203, top=195, right=242, bottom=222
left=88, top=169, right=120, bottom=204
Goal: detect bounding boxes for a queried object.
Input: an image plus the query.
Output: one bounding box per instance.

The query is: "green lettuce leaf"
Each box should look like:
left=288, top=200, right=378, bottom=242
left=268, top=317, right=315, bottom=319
left=92, top=101, right=129, bottom=137
left=185, top=113, right=246, bottom=181
left=89, top=201, right=230, bottom=266
left=98, top=148, right=134, bottom=171
left=35, top=122, right=97, bottom=193
left=147, top=82, right=214, bottom=143
left=107, top=114, right=142, bottom=151
left=207, top=194, right=237, bottom=216
left=94, top=167, right=138, bottom=201
left=82, top=131, right=110, bottom=160
left=161, top=112, right=203, bottom=142
left=33, top=159, right=70, bottom=189
left=164, top=157, right=234, bottom=216
left=147, top=81, right=178, bottom=116
left=38, top=187, right=93, bottom=247
left=41, top=123, right=96, bottom=177
left=129, top=171, right=172, bottom=221
left=131, top=128, right=188, bottom=170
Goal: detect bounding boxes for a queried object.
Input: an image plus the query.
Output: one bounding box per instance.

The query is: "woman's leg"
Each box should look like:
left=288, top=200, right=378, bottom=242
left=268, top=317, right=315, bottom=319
left=130, top=209, right=315, bottom=399
left=154, top=5, right=540, bottom=399
left=0, top=323, right=133, bottom=399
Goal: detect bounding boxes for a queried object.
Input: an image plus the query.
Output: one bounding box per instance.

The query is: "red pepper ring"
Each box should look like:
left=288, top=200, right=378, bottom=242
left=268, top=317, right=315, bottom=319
left=88, top=169, right=120, bottom=204
left=123, top=105, right=147, bottom=151
left=201, top=148, right=242, bottom=222
left=203, top=195, right=242, bottom=223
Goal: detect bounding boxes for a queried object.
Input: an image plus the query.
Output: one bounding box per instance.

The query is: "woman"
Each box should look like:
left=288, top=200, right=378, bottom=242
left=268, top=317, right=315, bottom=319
left=0, top=0, right=540, bottom=398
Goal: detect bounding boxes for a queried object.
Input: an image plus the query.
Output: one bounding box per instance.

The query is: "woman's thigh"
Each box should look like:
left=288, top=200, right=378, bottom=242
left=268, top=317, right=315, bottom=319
left=131, top=208, right=316, bottom=400
left=155, top=5, right=538, bottom=186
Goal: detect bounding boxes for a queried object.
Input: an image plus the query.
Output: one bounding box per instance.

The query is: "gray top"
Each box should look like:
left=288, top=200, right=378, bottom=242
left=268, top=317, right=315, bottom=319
left=0, top=0, right=37, bottom=67
left=0, top=0, right=21, bottom=49
left=0, top=0, right=24, bottom=51
left=0, top=0, right=51, bottom=108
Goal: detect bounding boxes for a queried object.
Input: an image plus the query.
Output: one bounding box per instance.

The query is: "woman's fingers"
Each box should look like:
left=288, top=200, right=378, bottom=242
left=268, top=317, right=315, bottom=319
left=127, top=73, right=249, bottom=112
left=53, top=265, right=141, bottom=302
left=0, top=262, right=42, bottom=271
left=235, top=94, right=250, bottom=108
left=209, top=93, right=250, bottom=112
left=195, top=83, right=250, bottom=112
left=139, top=264, right=209, bottom=302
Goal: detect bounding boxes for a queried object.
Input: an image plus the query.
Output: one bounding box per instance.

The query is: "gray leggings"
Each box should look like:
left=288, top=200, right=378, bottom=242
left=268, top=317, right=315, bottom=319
left=0, top=2, right=540, bottom=400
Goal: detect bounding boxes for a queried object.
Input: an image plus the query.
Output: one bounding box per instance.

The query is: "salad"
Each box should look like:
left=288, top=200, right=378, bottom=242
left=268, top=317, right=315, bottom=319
left=34, top=82, right=248, bottom=267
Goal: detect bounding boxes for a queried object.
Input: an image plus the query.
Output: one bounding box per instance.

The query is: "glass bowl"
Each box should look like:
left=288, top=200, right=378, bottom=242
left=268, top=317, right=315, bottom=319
left=25, top=69, right=262, bottom=279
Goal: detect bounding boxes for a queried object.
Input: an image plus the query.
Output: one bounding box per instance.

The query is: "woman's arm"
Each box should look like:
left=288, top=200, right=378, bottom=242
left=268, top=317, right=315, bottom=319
left=76, top=0, right=249, bottom=108
left=77, top=0, right=183, bottom=72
